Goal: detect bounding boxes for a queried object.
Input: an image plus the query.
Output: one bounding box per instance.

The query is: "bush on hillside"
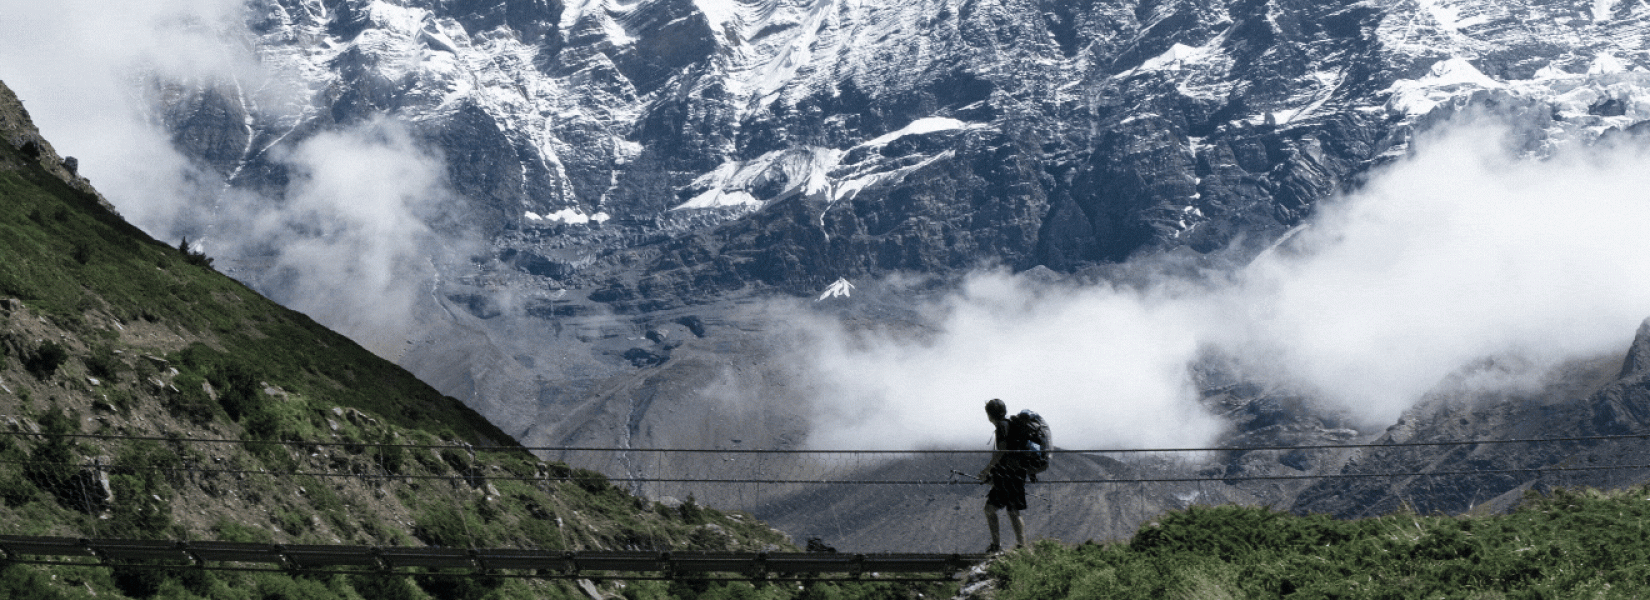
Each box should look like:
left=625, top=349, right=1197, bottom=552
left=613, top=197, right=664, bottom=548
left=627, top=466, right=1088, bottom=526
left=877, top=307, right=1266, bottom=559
left=23, top=340, right=67, bottom=380
left=22, top=407, right=83, bottom=510
left=165, top=372, right=222, bottom=425
left=177, top=236, right=213, bottom=269
left=82, top=343, right=120, bottom=382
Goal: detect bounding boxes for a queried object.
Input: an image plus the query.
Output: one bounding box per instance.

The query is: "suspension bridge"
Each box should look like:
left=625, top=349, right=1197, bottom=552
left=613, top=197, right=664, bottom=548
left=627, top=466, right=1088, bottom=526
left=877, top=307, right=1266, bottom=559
left=3, top=430, right=1649, bottom=581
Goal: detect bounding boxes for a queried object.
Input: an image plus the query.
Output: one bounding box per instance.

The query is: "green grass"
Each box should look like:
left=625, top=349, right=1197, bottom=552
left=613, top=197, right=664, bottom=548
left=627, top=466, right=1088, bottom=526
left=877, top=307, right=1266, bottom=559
left=0, top=106, right=962, bottom=600
left=989, top=485, right=1650, bottom=600
left=0, top=141, right=508, bottom=445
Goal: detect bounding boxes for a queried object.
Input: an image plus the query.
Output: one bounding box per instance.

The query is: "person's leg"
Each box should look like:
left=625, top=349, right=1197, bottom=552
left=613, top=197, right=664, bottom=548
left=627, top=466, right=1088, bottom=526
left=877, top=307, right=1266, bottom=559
left=984, top=503, right=1002, bottom=551
left=1008, top=509, right=1026, bottom=549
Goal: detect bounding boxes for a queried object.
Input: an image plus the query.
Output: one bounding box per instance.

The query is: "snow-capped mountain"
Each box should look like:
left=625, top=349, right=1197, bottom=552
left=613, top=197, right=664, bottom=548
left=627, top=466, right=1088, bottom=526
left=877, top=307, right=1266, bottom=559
left=124, top=0, right=1650, bottom=547
left=175, top=0, right=1650, bottom=300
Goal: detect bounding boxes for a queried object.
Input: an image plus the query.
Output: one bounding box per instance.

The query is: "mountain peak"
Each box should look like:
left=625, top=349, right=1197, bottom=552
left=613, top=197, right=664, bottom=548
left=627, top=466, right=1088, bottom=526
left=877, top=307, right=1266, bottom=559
left=1623, top=318, right=1650, bottom=380
left=0, top=80, right=104, bottom=205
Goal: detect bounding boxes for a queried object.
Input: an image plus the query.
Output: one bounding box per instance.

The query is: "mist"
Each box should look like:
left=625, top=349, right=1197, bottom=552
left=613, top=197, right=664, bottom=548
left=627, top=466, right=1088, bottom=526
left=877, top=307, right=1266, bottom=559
left=249, top=118, right=457, bottom=356
left=791, top=121, right=1650, bottom=451
left=1, top=1, right=466, bottom=358
left=0, top=1, right=268, bottom=233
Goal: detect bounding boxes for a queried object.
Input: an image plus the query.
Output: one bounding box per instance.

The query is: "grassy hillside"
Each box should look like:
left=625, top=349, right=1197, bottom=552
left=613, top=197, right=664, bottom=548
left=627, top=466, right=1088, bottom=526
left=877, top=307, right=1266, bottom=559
left=0, top=127, right=508, bottom=444
left=0, top=82, right=957, bottom=599
left=981, top=484, right=1650, bottom=599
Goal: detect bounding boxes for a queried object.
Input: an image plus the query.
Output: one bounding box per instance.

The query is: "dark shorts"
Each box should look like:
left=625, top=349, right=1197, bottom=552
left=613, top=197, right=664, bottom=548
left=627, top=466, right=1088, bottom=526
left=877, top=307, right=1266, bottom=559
left=986, top=469, right=1027, bottom=511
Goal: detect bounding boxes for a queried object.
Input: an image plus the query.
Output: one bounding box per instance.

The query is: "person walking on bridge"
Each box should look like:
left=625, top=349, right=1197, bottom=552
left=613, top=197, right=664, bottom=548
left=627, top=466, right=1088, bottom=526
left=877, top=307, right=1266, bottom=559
left=978, top=398, right=1027, bottom=552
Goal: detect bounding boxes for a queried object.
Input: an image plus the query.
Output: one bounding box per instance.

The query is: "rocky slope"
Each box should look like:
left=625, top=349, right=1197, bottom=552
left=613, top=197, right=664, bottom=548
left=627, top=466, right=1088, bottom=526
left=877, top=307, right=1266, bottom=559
left=0, top=78, right=808, bottom=599
left=1290, top=319, right=1650, bottom=519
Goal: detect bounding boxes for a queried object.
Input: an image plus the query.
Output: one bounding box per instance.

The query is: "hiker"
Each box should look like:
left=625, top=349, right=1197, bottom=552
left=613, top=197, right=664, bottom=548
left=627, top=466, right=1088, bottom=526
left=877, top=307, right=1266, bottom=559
left=978, top=398, right=1027, bottom=552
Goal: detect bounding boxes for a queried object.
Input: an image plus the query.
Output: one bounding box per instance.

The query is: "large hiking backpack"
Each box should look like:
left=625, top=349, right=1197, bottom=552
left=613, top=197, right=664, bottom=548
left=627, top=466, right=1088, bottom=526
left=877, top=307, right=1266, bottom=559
left=1005, top=410, right=1051, bottom=477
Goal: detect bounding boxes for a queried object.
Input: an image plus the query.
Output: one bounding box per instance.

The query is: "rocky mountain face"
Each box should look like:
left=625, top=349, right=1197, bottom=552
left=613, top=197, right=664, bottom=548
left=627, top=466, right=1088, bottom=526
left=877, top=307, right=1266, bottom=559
left=1286, top=320, right=1650, bottom=520
left=183, top=0, right=1650, bottom=300
left=134, top=0, right=1650, bottom=548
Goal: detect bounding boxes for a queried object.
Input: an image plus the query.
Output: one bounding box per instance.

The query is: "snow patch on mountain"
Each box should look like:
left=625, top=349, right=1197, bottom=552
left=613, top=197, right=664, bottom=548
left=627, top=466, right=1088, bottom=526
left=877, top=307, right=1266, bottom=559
left=1387, top=57, right=1504, bottom=116
left=862, top=117, right=979, bottom=147
left=1139, top=43, right=1212, bottom=72
left=526, top=208, right=611, bottom=225
left=675, top=147, right=842, bottom=210
left=712, top=0, right=859, bottom=110
left=563, top=0, right=637, bottom=46
left=675, top=117, right=989, bottom=211
left=1593, top=0, right=1621, bottom=22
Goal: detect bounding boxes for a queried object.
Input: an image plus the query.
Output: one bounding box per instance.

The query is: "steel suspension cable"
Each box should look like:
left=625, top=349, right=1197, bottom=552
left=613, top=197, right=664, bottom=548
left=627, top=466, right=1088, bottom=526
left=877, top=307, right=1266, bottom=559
left=3, top=429, right=1649, bottom=454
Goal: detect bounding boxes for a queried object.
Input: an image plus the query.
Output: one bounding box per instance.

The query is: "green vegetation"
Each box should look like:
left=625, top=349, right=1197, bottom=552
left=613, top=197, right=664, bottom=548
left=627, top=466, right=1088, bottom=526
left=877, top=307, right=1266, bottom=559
left=0, top=95, right=960, bottom=599
left=988, top=485, right=1650, bottom=599
left=0, top=139, right=507, bottom=443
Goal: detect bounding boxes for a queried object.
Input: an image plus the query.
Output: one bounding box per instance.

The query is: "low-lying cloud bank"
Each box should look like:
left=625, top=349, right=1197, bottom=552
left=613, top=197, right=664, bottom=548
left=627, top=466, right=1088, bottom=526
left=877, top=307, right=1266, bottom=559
left=792, top=121, right=1650, bottom=451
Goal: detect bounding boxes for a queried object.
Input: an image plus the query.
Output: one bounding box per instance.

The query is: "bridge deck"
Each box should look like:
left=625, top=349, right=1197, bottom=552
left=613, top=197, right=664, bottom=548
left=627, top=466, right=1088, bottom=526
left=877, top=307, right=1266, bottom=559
left=0, top=535, right=984, bottom=580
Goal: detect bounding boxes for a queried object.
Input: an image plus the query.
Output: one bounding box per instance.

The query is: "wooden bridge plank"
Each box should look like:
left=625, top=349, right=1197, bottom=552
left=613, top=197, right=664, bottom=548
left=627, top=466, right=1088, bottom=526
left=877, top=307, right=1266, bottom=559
left=0, top=536, right=986, bottom=577
left=379, top=547, right=475, bottom=570
left=0, top=535, right=96, bottom=559
left=473, top=548, right=573, bottom=571
left=280, top=544, right=381, bottom=569
left=571, top=551, right=667, bottom=572
left=184, top=541, right=284, bottom=564
left=86, top=538, right=193, bottom=563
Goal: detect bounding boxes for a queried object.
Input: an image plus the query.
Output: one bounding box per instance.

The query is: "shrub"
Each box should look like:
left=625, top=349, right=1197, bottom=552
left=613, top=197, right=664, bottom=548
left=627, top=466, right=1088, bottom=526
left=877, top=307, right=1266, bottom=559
left=1130, top=505, right=1358, bottom=559
left=351, top=573, right=430, bottom=600
left=106, top=442, right=180, bottom=536
left=213, top=520, right=274, bottom=544
left=212, top=362, right=261, bottom=421
left=0, top=564, right=73, bottom=600
left=110, top=564, right=165, bottom=598
left=371, top=432, right=407, bottom=474
left=177, top=236, right=214, bottom=269
left=413, top=503, right=486, bottom=548
left=83, top=343, right=120, bottom=382
left=274, top=507, right=309, bottom=537
left=0, top=470, right=40, bottom=507
left=23, top=407, right=82, bottom=509
left=165, top=372, right=221, bottom=424
left=23, top=340, right=67, bottom=379
left=678, top=495, right=707, bottom=525
left=572, top=468, right=610, bottom=494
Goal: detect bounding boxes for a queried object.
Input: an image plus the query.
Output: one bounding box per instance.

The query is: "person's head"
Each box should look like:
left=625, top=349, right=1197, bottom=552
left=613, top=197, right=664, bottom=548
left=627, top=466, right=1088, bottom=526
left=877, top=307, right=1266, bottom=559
left=985, top=398, right=1007, bottom=422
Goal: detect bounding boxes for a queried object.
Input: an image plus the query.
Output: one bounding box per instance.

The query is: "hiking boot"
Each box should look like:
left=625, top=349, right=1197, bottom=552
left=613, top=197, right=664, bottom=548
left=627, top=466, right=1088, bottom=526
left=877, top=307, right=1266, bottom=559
left=985, top=543, right=1001, bottom=553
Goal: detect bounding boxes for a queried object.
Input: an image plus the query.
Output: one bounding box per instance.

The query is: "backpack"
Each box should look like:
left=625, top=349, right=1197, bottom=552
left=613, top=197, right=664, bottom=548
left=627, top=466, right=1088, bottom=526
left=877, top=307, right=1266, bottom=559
left=1004, top=410, right=1051, bottom=477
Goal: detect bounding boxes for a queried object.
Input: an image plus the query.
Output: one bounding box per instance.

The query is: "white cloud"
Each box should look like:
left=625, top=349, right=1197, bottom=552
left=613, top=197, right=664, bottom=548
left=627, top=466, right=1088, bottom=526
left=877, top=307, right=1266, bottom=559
left=789, top=120, right=1650, bottom=450
left=1234, top=122, right=1650, bottom=422
left=251, top=117, right=456, bottom=356
left=0, top=0, right=267, bottom=235
left=0, top=2, right=475, bottom=361
left=788, top=273, right=1226, bottom=451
